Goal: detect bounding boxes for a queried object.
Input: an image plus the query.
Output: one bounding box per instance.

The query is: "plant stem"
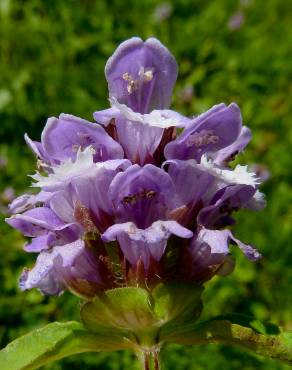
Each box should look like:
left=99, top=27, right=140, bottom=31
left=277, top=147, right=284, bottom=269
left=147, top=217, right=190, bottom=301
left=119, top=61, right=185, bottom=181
left=137, top=349, right=161, bottom=370
left=144, top=353, right=150, bottom=370
left=154, top=351, right=160, bottom=370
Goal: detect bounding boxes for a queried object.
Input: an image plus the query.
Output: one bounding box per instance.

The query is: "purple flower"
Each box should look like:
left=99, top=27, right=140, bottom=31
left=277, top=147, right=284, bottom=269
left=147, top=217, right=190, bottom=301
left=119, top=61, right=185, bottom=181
left=228, top=11, right=245, bottom=31
left=105, top=37, right=178, bottom=113
left=0, top=155, right=8, bottom=168
left=153, top=3, right=173, bottom=22
left=19, top=240, right=113, bottom=297
left=6, top=37, right=265, bottom=297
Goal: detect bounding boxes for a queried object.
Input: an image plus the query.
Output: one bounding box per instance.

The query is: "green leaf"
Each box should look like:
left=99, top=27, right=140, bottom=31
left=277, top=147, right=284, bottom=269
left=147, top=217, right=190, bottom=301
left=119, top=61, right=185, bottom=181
left=0, top=321, right=130, bottom=370
left=164, top=315, right=292, bottom=365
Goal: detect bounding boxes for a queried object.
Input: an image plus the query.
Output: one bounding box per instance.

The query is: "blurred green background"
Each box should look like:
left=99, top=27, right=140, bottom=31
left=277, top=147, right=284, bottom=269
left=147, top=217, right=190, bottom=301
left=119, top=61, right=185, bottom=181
left=0, top=0, right=291, bottom=369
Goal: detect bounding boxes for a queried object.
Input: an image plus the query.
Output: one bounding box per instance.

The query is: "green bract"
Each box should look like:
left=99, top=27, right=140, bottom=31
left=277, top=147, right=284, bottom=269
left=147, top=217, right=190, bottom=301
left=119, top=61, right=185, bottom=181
left=80, top=283, right=203, bottom=348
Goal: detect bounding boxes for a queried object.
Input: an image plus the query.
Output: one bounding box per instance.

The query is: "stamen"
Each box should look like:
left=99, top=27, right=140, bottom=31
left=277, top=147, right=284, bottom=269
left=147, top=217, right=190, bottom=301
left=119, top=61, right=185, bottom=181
left=122, top=67, right=154, bottom=95
left=71, top=144, right=80, bottom=152
left=122, top=194, right=139, bottom=205
left=138, top=67, right=153, bottom=82
left=122, top=72, right=138, bottom=94
left=36, top=159, right=50, bottom=171
left=122, top=72, right=132, bottom=81
left=122, top=189, right=156, bottom=205
left=187, top=130, right=219, bottom=148
left=72, top=143, right=97, bottom=154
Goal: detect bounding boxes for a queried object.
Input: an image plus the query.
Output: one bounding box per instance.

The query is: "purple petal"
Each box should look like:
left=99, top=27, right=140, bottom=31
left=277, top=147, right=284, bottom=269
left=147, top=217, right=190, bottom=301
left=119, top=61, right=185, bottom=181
left=19, top=249, right=65, bottom=295
left=245, top=190, right=266, bottom=211
left=19, top=240, right=105, bottom=296
left=186, top=228, right=232, bottom=281
left=164, top=103, right=242, bottom=161
left=53, top=240, right=110, bottom=297
left=100, top=100, right=190, bottom=165
left=24, top=133, right=52, bottom=163
left=198, top=184, right=256, bottom=228
left=24, top=232, right=58, bottom=253
left=6, top=206, right=81, bottom=248
left=213, top=126, right=252, bottom=165
left=41, top=114, right=124, bottom=162
left=9, top=191, right=52, bottom=214
left=229, top=232, right=261, bottom=260
left=115, top=116, right=164, bottom=164
left=93, top=107, right=119, bottom=127
left=105, top=37, right=178, bottom=113
left=164, top=159, right=214, bottom=205
left=6, top=207, right=65, bottom=236
left=71, top=159, right=131, bottom=229
left=188, top=229, right=229, bottom=268
left=102, top=220, right=192, bottom=269
left=109, top=164, right=179, bottom=228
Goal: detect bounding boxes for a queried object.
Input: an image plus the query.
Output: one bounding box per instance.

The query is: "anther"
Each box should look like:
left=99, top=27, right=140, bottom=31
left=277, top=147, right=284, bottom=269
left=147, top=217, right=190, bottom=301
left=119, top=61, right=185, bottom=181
left=122, top=189, right=156, bottom=204
left=187, top=130, right=219, bottom=148
left=122, top=67, right=154, bottom=95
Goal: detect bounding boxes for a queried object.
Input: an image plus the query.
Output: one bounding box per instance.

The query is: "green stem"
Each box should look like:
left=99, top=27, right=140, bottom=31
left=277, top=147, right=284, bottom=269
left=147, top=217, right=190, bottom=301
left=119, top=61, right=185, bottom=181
left=154, top=351, right=160, bottom=370
left=137, top=350, right=161, bottom=370
left=144, top=353, right=151, bottom=370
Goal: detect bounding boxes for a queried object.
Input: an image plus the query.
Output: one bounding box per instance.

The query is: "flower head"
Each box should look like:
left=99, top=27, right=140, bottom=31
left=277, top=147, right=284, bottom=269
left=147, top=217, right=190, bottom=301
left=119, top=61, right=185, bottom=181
left=7, top=37, right=264, bottom=297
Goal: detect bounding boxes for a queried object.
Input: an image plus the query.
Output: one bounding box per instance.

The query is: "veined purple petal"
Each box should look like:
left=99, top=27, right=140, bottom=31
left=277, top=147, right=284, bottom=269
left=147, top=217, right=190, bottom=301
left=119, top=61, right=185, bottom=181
left=186, top=227, right=260, bottom=281
left=53, top=240, right=112, bottom=297
left=6, top=206, right=81, bottom=252
left=245, top=189, right=266, bottom=211
left=6, top=207, right=66, bottom=236
left=213, top=126, right=252, bottom=165
left=50, top=190, right=76, bottom=224
left=105, top=37, right=178, bottom=113
left=93, top=107, right=119, bottom=127
left=164, top=103, right=242, bottom=161
left=229, top=232, right=261, bottom=260
left=19, top=240, right=107, bottom=297
left=8, top=191, right=52, bottom=214
left=188, top=228, right=231, bottom=278
left=109, top=164, right=180, bottom=228
left=164, top=159, right=214, bottom=205
left=24, top=232, right=59, bottom=253
left=109, top=98, right=191, bottom=164
left=115, top=116, right=164, bottom=164
left=48, top=160, right=131, bottom=233
left=24, top=133, right=53, bottom=163
left=70, top=170, right=120, bottom=232
left=94, top=98, right=190, bottom=165
left=198, top=184, right=256, bottom=228
left=102, top=220, right=192, bottom=269
left=41, top=114, right=124, bottom=162
left=19, top=246, right=66, bottom=295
